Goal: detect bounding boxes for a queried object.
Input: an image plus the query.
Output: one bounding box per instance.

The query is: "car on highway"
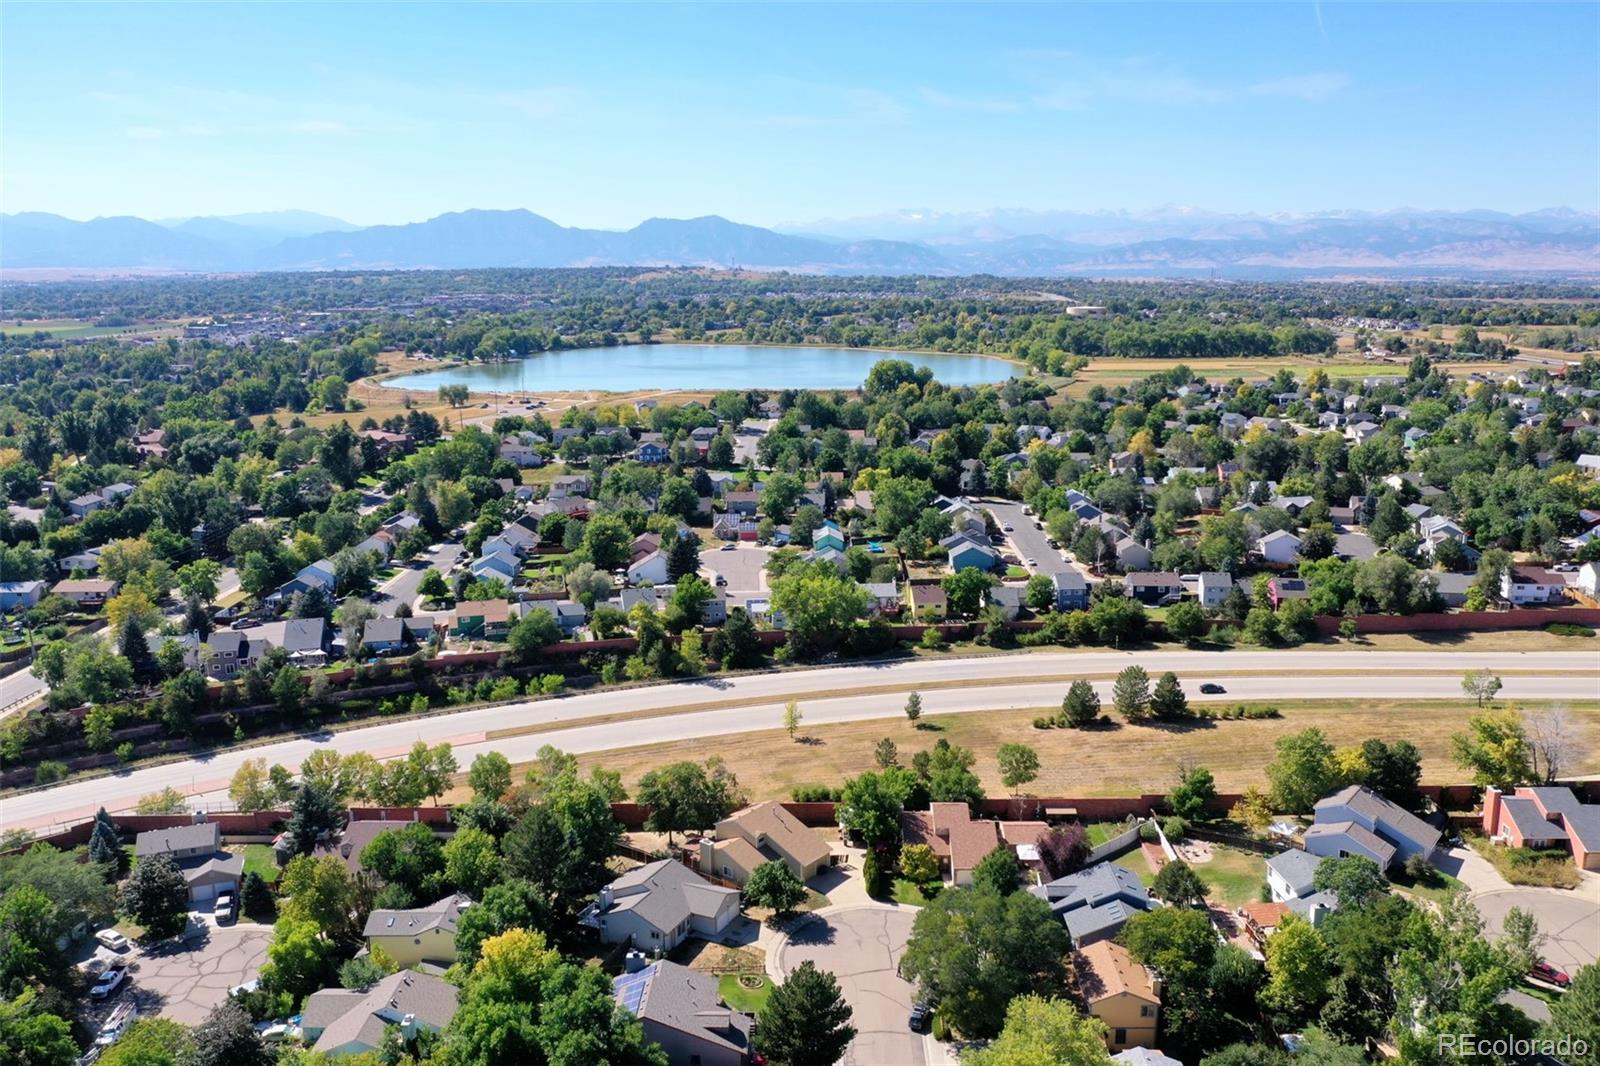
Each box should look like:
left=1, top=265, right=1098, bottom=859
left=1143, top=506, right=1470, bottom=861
left=908, top=1002, right=932, bottom=1033
left=1199, top=683, right=1226, bottom=694
left=90, top=962, right=128, bottom=1000
left=95, top=929, right=130, bottom=952
left=1529, top=960, right=1570, bottom=987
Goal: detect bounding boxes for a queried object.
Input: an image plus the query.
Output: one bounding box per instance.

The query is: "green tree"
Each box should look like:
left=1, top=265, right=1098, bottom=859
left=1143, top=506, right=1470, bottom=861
left=1151, top=859, right=1208, bottom=907
left=283, top=780, right=343, bottom=856
left=97, top=1017, right=193, bottom=1066
left=900, top=887, right=1069, bottom=1037
left=0, top=885, right=66, bottom=995
left=838, top=769, right=910, bottom=850
left=0, top=990, right=76, bottom=1066
left=1267, top=728, right=1337, bottom=813
left=904, top=690, right=922, bottom=724
left=467, top=751, right=513, bottom=801
left=783, top=698, right=803, bottom=741
left=1312, top=855, right=1389, bottom=909
left=360, top=822, right=445, bottom=907
left=1261, top=914, right=1332, bottom=1023
left=276, top=855, right=360, bottom=943
left=443, top=826, right=501, bottom=899
left=1025, top=573, right=1056, bottom=612
left=270, top=665, right=307, bottom=716
left=239, top=871, right=274, bottom=922
left=769, top=561, right=870, bottom=658
left=941, top=566, right=993, bottom=618
left=1543, top=962, right=1600, bottom=1065
left=418, top=568, right=450, bottom=601
left=898, top=843, right=940, bottom=884
left=187, top=999, right=267, bottom=1066
left=1450, top=707, right=1533, bottom=789
left=120, top=854, right=188, bottom=940
left=997, top=743, right=1040, bottom=794
left=753, top=961, right=857, bottom=1066
left=972, top=846, right=1023, bottom=896
left=964, top=994, right=1113, bottom=1066
left=636, top=759, right=743, bottom=843
left=1391, top=894, right=1529, bottom=1062
left=1168, top=765, right=1217, bottom=822
left=743, top=860, right=808, bottom=916
left=507, top=608, right=562, bottom=662
left=1165, top=600, right=1206, bottom=644
left=581, top=513, right=632, bottom=570
left=453, top=880, right=554, bottom=969
left=1461, top=668, right=1503, bottom=707
left=1150, top=671, right=1189, bottom=718
left=1061, top=680, right=1100, bottom=728
left=1112, top=665, right=1151, bottom=721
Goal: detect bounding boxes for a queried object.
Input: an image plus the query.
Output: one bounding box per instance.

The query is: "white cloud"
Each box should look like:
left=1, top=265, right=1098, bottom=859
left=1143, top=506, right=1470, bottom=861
left=1247, top=72, right=1350, bottom=102
left=1032, top=64, right=1349, bottom=110
left=124, top=125, right=163, bottom=140
left=283, top=119, right=348, bottom=135
left=918, top=87, right=1023, bottom=113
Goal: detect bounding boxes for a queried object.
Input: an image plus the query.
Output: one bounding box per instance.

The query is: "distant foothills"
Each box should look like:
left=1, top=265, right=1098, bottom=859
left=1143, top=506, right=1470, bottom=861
left=2, top=204, right=1597, bottom=278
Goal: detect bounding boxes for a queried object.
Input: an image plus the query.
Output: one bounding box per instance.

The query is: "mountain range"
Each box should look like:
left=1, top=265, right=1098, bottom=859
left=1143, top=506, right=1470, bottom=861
left=3, top=206, right=1596, bottom=278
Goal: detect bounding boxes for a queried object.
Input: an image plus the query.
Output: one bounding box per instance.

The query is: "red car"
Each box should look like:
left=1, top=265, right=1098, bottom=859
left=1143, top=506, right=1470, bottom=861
left=1530, top=960, right=1571, bottom=988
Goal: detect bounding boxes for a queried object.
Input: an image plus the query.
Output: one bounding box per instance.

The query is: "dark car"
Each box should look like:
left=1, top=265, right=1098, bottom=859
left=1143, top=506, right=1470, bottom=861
left=1199, top=683, right=1226, bottom=694
left=908, top=1002, right=932, bottom=1032
left=1530, top=960, right=1571, bottom=987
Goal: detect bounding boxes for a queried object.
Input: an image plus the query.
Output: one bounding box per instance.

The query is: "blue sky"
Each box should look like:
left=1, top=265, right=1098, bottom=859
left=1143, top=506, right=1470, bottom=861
left=4, top=2, right=1597, bottom=227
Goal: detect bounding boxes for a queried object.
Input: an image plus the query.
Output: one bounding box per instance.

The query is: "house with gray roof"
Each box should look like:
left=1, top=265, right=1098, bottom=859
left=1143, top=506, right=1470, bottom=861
left=583, top=859, right=740, bottom=952
left=613, top=960, right=754, bottom=1066
left=1029, top=861, right=1155, bottom=947
left=1482, top=786, right=1600, bottom=871
left=134, top=820, right=242, bottom=902
left=1052, top=569, right=1089, bottom=610
left=1305, top=784, right=1441, bottom=871
left=364, top=893, right=471, bottom=968
left=1265, top=848, right=1326, bottom=903
left=301, top=970, right=458, bottom=1058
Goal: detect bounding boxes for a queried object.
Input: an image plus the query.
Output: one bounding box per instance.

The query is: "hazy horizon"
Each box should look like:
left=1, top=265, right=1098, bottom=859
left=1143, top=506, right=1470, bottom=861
left=4, top=2, right=1597, bottom=227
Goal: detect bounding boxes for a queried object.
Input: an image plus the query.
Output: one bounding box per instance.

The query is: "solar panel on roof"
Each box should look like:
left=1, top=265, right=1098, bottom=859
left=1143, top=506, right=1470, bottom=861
left=611, top=965, right=656, bottom=1015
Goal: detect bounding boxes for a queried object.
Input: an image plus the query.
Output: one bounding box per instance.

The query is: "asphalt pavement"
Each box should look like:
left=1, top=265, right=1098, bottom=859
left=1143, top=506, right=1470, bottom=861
left=6, top=649, right=1595, bottom=832
left=373, top=541, right=465, bottom=613
left=983, top=499, right=1074, bottom=577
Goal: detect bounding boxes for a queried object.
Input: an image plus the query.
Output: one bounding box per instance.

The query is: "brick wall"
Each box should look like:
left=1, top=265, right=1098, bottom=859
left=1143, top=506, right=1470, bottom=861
left=1313, top=608, right=1600, bottom=636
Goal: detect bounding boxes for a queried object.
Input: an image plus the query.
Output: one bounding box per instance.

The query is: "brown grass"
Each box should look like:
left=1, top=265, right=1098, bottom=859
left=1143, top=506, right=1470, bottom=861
left=546, top=699, right=1600, bottom=804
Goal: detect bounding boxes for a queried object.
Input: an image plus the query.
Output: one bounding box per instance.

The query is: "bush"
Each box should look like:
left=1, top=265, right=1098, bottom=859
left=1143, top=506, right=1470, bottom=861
left=1161, top=816, right=1188, bottom=841
left=1546, top=623, right=1595, bottom=637
left=790, top=784, right=842, bottom=802
left=1402, top=853, right=1435, bottom=884
left=919, top=626, right=945, bottom=650
left=1032, top=716, right=1054, bottom=729
left=863, top=849, right=886, bottom=899
left=115, top=741, right=136, bottom=763
left=1138, top=821, right=1159, bottom=843
left=34, top=760, right=67, bottom=784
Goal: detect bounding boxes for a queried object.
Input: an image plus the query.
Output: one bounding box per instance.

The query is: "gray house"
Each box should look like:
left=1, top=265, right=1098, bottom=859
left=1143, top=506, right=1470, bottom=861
left=583, top=859, right=740, bottom=952
left=613, top=960, right=754, bottom=1066
left=1052, top=569, right=1089, bottom=611
left=1029, top=862, right=1155, bottom=946
left=1305, top=784, right=1441, bottom=871
left=134, top=821, right=242, bottom=902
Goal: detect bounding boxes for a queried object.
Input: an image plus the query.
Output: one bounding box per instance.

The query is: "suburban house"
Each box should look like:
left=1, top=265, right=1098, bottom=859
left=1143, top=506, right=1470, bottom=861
left=942, top=532, right=1000, bottom=572
left=1113, top=1050, right=1183, bottom=1066
left=1196, top=572, right=1232, bottom=610
left=1481, top=786, right=1600, bottom=870
left=812, top=521, right=846, bottom=553
left=1030, top=862, right=1155, bottom=946
left=986, top=585, right=1025, bottom=620
left=627, top=550, right=670, bottom=586
left=270, top=559, right=337, bottom=605
left=499, top=436, right=543, bottom=467
left=1257, top=530, right=1302, bottom=564
left=1123, top=572, right=1183, bottom=606
left=358, top=429, right=413, bottom=457
left=613, top=961, right=754, bottom=1066
left=357, top=617, right=412, bottom=657
left=699, top=802, right=831, bottom=885
left=901, top=802, right=1048, bottom=886
left=1265, top=848, right=1328, bottom=904
left=1053, top=569, right=1090, bottom=611
left=549, top=474, right=590, bottom=499
left=860, top=581, right=902, bottom=616
left=1500, top=566, right=1567, bottom=605
left=133, top=820, right=242, bottom=902
left=353, top=530, right=396, bottom=563
left=724, top=491, right=760, bottom=515
left=1238, top=901, right=1292, bottom=951
left=1110, top=537, right=1154, bottom=573
left=906, top=579, right=949, bottom=621
left=50, top=578, right=120, bottom=607
left=525, top=599, right=588, bottom=636
left=1074, top=939, right=1161, bottom=1051
left=1305, top=785, right=1441, bottom=871
left=469, top=551, right=519, bottom=583
left=313, top=820, right=408, bottom=877
left=0, top=580, right=45, bottom=611
left=453, top=600, right=512, bottom=641
left=1267, top=576, right=1309, bottom=607
left=201, top=630, right=262, bottom=679
left=584, top=859, right=740, bottom=951
left=363, top=893, right=471, bottom=968
left=253, top=618, right=331, bottom=667
left=301, top=970, right=458, bottom=1058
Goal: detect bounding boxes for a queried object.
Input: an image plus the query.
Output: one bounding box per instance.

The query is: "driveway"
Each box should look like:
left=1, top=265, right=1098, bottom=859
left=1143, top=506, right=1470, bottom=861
left=79, top=922, right=272, bottom=1027
left=772, top=905, right=926, bottom=1066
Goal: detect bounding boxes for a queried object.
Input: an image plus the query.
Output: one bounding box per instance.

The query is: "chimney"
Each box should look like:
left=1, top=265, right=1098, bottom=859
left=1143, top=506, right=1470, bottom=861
left=192, top=809, right=208, bottom=825
left=1308, top=902, right=1328, bottom=928
left=1482, top=786, right=1503, bottom=838
left=599, top=886, right=613, bottom=910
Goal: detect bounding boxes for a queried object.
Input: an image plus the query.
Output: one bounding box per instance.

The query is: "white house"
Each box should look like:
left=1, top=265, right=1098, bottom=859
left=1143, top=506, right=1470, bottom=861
left=1197, top=572, right=1233, bottom=609
left=626, top=549, right=670, bottom=586
left=1577, top=561, right=1600, bottom=599
left=1500, top=566, right=1566, bottom=606
left=1257, top=530, right=1302, bottom=564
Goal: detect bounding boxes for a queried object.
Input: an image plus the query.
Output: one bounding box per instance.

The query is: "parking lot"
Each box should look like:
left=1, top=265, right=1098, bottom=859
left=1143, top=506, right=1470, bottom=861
left=772, top=905, right=927, bottom=1066
left=703, top=543, right=771, bottom=595
left=77, top=914, right=272, bottom=1029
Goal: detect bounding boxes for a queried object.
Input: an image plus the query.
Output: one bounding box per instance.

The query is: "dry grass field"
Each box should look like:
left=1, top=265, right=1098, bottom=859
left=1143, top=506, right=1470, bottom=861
left=515, top=698, right=1600, bottom=804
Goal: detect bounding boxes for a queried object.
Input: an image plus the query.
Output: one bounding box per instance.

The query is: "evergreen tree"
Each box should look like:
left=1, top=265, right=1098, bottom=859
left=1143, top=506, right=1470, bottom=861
left=754, top=961, right=858, bottom=1066
left=1113, top=665, right=1152, bottom=721
left=1151, top=671, right=1190, bottom=718
left=119, top=616, right=159, bottom=683
left=88, top=810, right=124, bottom=875
left=666, top=532, right=701, bottom=581
left=904, top=690, right=923, bottom=724
left=1061, top=680, right=1100, bottom=728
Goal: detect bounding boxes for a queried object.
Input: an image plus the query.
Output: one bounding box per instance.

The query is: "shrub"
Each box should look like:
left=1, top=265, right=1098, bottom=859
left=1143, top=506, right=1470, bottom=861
left=790, top=784, right=842, bottom=802
left=1161, top=816, right=1188, bottom=840
left=1032, top=716, right=1054, bottom=729
left=1138, top=821, right=1159, bottom=843
left=115, top=741, right=136, bottom=763
left=1546, top=623, right=1595, bottom=637
left=1402, top=853, right=1435, bottom=884
left=863, top=849, right=886, bottom=898
left=34, top=760, right=67, bottom=784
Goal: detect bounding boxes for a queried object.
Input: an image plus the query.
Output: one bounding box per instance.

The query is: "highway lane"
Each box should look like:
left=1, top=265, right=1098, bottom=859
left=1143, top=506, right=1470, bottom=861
left=5, top=650, right=1596, bottom=831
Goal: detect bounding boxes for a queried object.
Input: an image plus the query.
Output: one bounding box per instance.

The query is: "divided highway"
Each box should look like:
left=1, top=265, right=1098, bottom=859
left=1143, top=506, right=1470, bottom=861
left=4, top=650, right=1596, bottom=833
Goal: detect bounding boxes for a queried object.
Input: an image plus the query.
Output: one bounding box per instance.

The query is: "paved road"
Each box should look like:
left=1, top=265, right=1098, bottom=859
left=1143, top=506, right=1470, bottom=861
left=984, top=499, right=1072, bottom=577
left=0, top=665, right=47, bottom=723
left=373, top=541, right=465, bottom=614
left=774, top=906, right=926, bottom=1066
left=703, top=544, right=770, bottom=595
left=6, top=650, right=1596, bottom=831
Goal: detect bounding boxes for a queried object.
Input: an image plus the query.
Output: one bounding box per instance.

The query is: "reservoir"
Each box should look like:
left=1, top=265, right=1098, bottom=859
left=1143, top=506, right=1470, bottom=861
left=380, top=343, right=1013, bottom=393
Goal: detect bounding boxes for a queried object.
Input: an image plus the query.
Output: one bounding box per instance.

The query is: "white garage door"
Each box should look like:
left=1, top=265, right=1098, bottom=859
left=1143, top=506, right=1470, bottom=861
left=190, top=881, right=217, bottom=901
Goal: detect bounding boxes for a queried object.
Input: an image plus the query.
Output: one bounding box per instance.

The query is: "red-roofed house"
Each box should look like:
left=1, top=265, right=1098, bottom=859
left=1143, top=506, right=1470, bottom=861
left=1482, top=786, right=1600, bottom=871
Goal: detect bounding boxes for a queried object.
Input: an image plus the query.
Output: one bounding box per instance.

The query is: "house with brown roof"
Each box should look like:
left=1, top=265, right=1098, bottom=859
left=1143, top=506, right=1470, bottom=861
left=313, top=820, right=408, bottom=878
left=1238, top=901, right=1291, bottom=951
left=301, top=970, right=457, bottom=1057
left=452, top=599, right=512, bottom=640
left=699, top=802, right=831, bottom=885
left=51, top=578, right=120, bottom=607
left=900, top=802, right=1048, bottom=886
left=1074, top=939, right=1161, bottom=1051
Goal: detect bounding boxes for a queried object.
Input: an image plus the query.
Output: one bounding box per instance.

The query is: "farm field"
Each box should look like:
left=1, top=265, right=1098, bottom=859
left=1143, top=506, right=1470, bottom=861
left=1, top=317, right=185, bottom=340
left=1060, top=354, right=1522, bottom=396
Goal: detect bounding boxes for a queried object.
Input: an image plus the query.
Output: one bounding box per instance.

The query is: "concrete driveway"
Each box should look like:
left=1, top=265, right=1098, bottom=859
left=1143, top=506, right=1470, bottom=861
left=80, top=922, right=272, bottom=1027
left=772, top=904, right=926, bottom=1066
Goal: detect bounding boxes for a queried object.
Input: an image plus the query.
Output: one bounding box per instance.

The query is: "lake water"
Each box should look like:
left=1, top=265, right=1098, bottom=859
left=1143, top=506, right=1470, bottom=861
left=380, top=343, right=1013, bottom=393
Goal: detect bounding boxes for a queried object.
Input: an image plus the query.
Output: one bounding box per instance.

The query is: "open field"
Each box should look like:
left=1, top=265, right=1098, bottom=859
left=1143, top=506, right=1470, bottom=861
left=1060, top=354, right=1523, bottom=397
left=1, top=317, right=186, bottom=340
left=549, top=698, right=1600, bottom=804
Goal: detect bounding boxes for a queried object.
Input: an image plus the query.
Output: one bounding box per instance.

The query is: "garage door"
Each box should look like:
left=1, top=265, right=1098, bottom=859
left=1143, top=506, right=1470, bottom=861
left=190, top=882, right=216, bottom=902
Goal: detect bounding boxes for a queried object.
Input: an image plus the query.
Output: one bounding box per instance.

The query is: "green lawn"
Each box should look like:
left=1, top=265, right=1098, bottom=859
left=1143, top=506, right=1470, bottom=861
left=1392, top=866, right=1464, bottom=904
left=1085, top=823, right=1125, bottom=847
left=234, top=844, right=280, bottom=885
left=1112, top=849, right=1155, bottom=887
left=718, top=973, right=773, bottom=1013
left=891, top=878, right=937, bottom=906
left=1194, top=844, right=1268, bottom=906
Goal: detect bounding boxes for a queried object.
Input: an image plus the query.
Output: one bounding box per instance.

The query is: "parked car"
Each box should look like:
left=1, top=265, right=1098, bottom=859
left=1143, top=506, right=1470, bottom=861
left=1530, top=960, right=1571, bottom=987
left=908, top=1002, right=932, bottom=1032
left=90, top=963, right=128, bottom=1001
left=215, top=891, right=237, bottom=923
left=94, top=929, right=130, bottom=952
left=1199, top=683, right=1226, bottom=694
left=1001, top=524, right=1014, bottom=532
left=719, top=542, right=736, bottom=550
left=1025, top=558, right=1037, bottom=568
